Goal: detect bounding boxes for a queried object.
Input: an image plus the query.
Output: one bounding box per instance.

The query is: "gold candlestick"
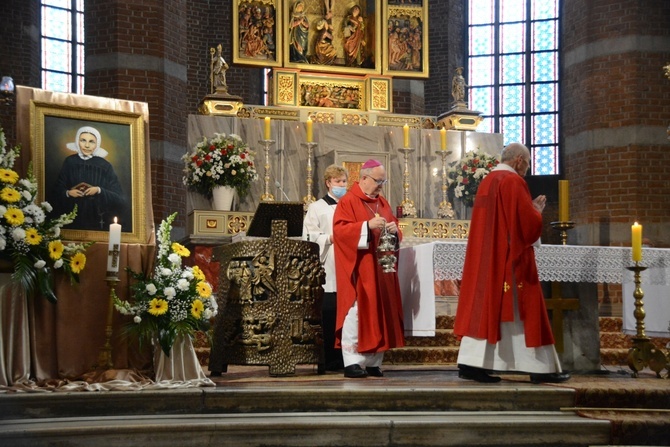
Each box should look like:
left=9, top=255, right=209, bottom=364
left=626, top=263, right=668, bottom=378
left=436, top=149, right=455, bottom=219
left=259, top=139, right=275, bottom=202
left=550, top=220, right=575, bottom=245
left=302, top=141, right=317, bottom=209
left=397, top=147, right=417, bottom=218
left=94, top=268, right=120, bottom=371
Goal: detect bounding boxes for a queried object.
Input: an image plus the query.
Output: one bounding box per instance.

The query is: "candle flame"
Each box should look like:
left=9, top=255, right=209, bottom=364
left=114, top=216, right=118, bottom=224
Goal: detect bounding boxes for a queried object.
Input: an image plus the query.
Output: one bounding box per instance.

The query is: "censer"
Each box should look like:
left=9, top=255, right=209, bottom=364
left=377, top=225, right=398, bottom=273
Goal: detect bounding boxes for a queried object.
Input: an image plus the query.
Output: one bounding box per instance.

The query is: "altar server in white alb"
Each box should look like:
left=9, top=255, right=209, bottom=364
left=302, top=164, right=348, bottom=371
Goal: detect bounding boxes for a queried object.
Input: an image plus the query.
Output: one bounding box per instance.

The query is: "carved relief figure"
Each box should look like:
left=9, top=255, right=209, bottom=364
left=312, top=18, right=337, bottom=65
left=227, top=259, right=253, bottom=304
left=251, top=251, right=277, bottom=298
left=235, top=314, right=276, bottom=351
left=342, top=4, right=366, bottom=67
left=289, top=0, right=310, bottom=63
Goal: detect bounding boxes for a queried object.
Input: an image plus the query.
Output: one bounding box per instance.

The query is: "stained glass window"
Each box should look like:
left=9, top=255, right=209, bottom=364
left=467, top=0, right=559, bottom=175
left=41, top=0, right=85, bottom=94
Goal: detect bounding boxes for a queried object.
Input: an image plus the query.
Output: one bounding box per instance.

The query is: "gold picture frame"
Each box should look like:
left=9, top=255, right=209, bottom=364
left=30, top=101, right=148, bottom=244
left=233, top=0, right=283, bottom=67
left=283, top=0, right=382, bottom=75
left=382, top=0, right=429, bottom=78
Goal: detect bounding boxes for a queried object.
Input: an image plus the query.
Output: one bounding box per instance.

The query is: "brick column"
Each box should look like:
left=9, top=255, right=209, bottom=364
left=562, top=0, right=670, bottom=248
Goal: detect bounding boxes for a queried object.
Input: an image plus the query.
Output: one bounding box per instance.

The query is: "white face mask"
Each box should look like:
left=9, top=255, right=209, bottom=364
left=331, top=186, right=347, bottom=199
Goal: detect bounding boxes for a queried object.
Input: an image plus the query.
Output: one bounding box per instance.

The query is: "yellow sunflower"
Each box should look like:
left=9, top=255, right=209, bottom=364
left=48, top=240, right=64, bottom=260
left=70, top=252, right=87, bottom=274
left=4, top=207, right=24, bottom=226
left=25, top=228, right=43, bottom=245
left=191, top=299, right=204, bottom=319
left=0, top=186, right=21, bottom=203
left=171, top=242, right=190, bottom=257
left=0, top=168, right=19, bottom=184
left=192, top=265, right=206, bottom=281
left=196, top=281, right=212, bottom=298
left=148, top=298, right=169, bottom=316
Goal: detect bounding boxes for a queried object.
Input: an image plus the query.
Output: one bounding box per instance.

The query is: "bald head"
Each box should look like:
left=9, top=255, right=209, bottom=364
left=501, top=143, right=531, bottom=176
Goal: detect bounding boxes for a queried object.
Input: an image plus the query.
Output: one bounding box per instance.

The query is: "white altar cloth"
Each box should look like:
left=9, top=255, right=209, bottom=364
left=429, top=241, right=670, bottom=337
left=398, top=242, right=437, bottom=337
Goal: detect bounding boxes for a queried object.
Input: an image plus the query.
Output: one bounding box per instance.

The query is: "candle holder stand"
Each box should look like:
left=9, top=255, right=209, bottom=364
left=258, top=139, right=276, bottom=202
left=94, top=263, right=120, bottom=371
left=550, top=220, right=575, bottom=245
left=301, top=141, right=317, bottom=209
left=625, top=263, right=668, bottom=378
left=397, top=147, right=417, bottom=218
left=435, top=149, right=455, bottom=219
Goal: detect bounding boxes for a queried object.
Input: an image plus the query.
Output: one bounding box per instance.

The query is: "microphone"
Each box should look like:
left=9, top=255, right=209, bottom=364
left=274, top=181, right=292, bottom=201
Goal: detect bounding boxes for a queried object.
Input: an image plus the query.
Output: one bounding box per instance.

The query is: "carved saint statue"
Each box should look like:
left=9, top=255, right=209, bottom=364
left=210, top=44, right=229, bottom=94
left=452, top=66, right=467, bottom=104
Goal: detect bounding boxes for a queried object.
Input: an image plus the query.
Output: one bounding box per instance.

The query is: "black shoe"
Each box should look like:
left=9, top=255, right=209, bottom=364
left=366, top=367, right=384, bottom=377
left=344, top=364, right=368, bottom=378
left=529, top=372, right=571, bottom=384
left=457, top=364, right=501, bottom=383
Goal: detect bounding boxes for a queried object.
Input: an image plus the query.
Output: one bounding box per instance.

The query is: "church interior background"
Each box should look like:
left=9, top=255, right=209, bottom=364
left=0, top=0, right=668, bottom=385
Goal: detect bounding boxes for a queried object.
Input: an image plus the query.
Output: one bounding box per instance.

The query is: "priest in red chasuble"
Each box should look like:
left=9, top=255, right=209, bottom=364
left=332, top=159, right=405, bottom=378
left=454, top=143, right=570, bottom=384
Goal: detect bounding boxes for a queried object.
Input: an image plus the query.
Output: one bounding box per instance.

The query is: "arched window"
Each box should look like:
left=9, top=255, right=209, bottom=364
left=41, top=0, right=85, bottom=94
left=467, top=0, right=559, bottom=175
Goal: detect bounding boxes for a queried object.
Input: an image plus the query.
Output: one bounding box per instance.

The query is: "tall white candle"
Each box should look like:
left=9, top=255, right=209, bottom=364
left=107, top=217, right=122, bottom=273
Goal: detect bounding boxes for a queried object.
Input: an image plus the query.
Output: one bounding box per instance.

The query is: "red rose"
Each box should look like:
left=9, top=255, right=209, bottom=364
left=240, top=153, right=246, bottom=159
left=204, top=154, right=211, bottom=161
left=473, top=159, right=479, bottom=164
left=191, top=155, right=199, bottom=162
left=221, top=149, right=227, bottom=156
left=227, top=144, right=234, bottom=150
left=196, top=160, right=203, bottom=167
left=471, top=166, right=477, bottom=172
left=462, top=177, right=469, bottom=184
left=209, top=145, right=216, bottom=152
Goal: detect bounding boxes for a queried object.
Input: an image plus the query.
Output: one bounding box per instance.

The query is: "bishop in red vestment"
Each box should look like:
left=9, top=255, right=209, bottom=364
left=332, top=160, right=405, bottom=378
left=454, top=143, right=570, bottom=384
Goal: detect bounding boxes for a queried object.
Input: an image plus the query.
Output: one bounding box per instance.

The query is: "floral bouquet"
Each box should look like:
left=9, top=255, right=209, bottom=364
left=448, top=149, right=500, bottom=207
left=114, top=212, right=218, bottom=356
left=0, top=126, right=89, bottom=302
left=182, top=132, right=258, bottom=200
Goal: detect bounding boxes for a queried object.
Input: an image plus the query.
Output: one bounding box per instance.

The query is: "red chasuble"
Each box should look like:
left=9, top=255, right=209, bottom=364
left=453, top=168, right=555, bottom=348
left=332, top=182, right=405, bottom=353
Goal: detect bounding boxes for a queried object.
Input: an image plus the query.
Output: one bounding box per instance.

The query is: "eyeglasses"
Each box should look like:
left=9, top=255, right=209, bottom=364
left=366, top=175, right=387, bottom=186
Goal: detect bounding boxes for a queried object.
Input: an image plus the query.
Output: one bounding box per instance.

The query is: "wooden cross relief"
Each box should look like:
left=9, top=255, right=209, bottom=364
left=544, top=282, right=580, bottom=353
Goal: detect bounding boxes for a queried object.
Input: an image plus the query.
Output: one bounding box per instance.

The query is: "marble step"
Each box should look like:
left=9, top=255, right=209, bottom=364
left=0, top=385, right=578, bottom=420
left=0, top=411, right=611, bottom=447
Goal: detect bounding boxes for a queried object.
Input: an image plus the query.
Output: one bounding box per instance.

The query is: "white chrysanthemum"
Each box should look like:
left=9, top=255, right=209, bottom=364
left=181, top=269, right=194, bottom=280
left=168, top=253, right=181, bottom=265
left=203, top=309, right=213, bottom=319
left=133, top=316, right=142, bottom=324
left=34, top=260, right=46, bottom=269
left=145, top=283, right=157, bottom=295
left=0, top=237, right=5, bottom=251
left=11, top=227, right=26, bottom=241
left=52, top=226, right=60, bottom=238
left=0, top=205, right=6, bottom=215
left=54, top=259, right=63, bottom=268
left=160, top=267, right=172, bottom=277
left=176, top=278, right=190, bottom=291
left=41, top=201, right=53, bottom=212
left=163, top=287, right=176, bottom=299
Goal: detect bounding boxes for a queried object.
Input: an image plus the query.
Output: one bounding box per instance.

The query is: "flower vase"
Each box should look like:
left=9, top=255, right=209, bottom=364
left=152, top=334, right=213, bottom=385
left=211, top=185, right=236, bottom=211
